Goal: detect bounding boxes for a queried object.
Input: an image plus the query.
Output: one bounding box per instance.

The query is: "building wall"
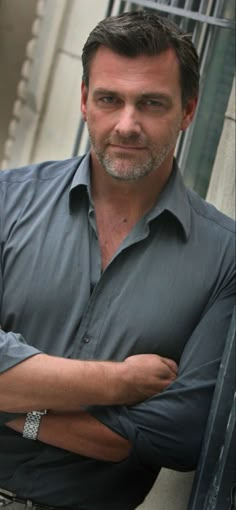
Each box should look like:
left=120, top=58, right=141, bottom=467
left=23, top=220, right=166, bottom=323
left=207, top=77, right=235, bottom=220
left=0, top=1, right=235, bottom=509
left=0, top=0, right=37, bottom=161
left=0, top=0, right=108, bottom=169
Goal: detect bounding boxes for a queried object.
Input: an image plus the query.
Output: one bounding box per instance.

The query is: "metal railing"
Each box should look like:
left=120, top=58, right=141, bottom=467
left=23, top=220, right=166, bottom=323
left=188, top=308, right=236, bottom=510
left=123, top=0, right=235, bottom=28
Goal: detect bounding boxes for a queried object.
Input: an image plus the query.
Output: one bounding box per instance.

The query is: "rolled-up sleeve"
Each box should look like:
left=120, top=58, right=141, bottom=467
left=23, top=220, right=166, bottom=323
left=89, top=276, right=235, bottom=472
left=0, top=330, right=41, bottom=374
left=0, top=182, right=41, bottom=423
left=0, top=331, right=41, bottom=424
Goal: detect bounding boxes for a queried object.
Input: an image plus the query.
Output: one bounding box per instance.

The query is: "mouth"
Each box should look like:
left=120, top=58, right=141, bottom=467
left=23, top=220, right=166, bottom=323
left=109, top=144, right=146, bottom=152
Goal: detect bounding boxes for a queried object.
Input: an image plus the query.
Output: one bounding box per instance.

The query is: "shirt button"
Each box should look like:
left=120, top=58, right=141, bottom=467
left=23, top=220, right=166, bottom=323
left=83, top=336, right=91, bottom=343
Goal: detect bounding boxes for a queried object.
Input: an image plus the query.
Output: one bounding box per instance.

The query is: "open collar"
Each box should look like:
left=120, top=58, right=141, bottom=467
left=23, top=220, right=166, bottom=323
left=69, top=154, right=191, bottom=240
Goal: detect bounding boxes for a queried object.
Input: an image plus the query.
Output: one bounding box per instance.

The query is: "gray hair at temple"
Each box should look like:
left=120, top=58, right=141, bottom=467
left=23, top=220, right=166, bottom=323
left=82, top=10, right=200, bottom=107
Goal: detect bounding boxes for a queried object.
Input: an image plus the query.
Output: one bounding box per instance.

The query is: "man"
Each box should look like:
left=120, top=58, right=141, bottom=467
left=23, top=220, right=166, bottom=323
left=0, top=10, right=235, bottom=510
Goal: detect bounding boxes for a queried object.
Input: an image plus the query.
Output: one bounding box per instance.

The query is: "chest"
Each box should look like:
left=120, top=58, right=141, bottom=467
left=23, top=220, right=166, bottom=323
left=95, top=208, right=136, bottom=270
left=1, top=204, right=214, bottom=362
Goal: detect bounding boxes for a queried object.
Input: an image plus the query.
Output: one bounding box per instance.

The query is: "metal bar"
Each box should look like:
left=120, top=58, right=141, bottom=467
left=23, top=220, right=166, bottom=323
left=105, top=0, right=116, bottom=17
left=205, top=399, right=236, bottom=510
left=192, top=0, right=214, bottom=54
left=119, top=0, right=128, bottom=14
left=187, top=308, right=236, bottom=510
left=72, top=119, right=85, bottom=157
left=125, top=0, right=235, bottom=28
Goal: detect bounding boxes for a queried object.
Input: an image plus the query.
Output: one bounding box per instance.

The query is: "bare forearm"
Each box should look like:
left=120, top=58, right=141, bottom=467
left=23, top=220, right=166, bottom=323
left=0, top=352, right=178, bottom=413
left=6, top=411, right=131, bottom=462
left=0, top=354, right=127, bottom=412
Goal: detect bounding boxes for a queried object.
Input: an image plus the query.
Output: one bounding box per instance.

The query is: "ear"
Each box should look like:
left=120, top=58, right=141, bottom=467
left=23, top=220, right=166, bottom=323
left=81, top=81, right=88, bottom=121
left=180, top=96, right=198, bottom=131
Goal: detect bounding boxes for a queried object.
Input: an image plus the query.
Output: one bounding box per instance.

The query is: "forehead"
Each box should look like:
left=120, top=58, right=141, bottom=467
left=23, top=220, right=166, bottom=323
left=88, top=46, right=182, bottom=96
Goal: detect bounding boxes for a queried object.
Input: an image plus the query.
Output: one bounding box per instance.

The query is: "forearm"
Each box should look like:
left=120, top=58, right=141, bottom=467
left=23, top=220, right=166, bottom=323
left=0, top=348, right=177, bottom=414
left=0, top=354, right=128, bottom=412
left=6, top=410, right=131, bottom=462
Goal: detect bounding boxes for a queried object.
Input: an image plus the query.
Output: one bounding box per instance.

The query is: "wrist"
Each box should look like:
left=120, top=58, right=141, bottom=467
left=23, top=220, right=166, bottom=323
left=111, top=361, right=130, bottom=405
left=22, top=410, right=47, bottom=440
left=6, top=416, right=25, bottom=432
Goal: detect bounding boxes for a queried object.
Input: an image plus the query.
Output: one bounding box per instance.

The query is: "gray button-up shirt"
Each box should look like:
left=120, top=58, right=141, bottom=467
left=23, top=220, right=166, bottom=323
left=0, top=154, right=235, bottom=509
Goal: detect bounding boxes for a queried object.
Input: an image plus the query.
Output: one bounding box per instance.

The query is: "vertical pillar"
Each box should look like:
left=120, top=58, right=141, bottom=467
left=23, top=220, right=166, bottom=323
left=207, top=77, right=235, bottom=219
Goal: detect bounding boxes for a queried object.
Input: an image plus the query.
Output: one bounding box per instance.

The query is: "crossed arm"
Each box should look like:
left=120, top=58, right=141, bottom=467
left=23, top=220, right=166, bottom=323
left=6, top=409, right=131, bottom=462
left=1, top=350, right=177, bottom=462
left=5, top=291, right=235, bottom=469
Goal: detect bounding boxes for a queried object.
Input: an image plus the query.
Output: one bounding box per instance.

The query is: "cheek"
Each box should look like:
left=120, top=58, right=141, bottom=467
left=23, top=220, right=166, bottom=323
left=87, top=109, right=104, bottom=126
left=144, top=122, right=168, bottom=143
left=88, top=111, right=114, bottom=137
left=144, top=119, right=181, bottom=150
left=157, top=115, right=182, bottom=138
left=86, top=115, right=108, bottom=148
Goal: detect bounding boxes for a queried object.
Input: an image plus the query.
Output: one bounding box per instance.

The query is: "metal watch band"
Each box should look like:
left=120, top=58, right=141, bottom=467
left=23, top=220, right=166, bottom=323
left=22, top=410, right=47, bottom=440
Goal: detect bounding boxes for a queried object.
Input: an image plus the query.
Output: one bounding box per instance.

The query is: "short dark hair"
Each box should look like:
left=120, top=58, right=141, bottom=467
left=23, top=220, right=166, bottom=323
left=82, top=11, right=200, bottom=107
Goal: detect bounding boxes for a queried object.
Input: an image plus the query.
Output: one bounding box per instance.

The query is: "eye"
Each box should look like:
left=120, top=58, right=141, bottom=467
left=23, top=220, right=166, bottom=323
left=142, top=99, right=164, bottom=108
left=100, top=96, right=114, bottom=103
left=97, top=96, right=119, bottom=106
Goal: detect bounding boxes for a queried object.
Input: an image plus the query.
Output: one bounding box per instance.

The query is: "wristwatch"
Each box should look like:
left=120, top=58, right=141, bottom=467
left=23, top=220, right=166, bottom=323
left=22, top=410, right=47, bottom=440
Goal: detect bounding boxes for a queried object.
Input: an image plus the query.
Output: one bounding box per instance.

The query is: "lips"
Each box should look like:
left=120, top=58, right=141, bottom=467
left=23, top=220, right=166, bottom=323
left=109, top=144, right=146, bottom=151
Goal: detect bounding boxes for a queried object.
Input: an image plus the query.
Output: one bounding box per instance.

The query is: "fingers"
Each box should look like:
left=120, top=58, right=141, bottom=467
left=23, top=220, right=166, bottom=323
left=161, top=357, right=178, bottom=376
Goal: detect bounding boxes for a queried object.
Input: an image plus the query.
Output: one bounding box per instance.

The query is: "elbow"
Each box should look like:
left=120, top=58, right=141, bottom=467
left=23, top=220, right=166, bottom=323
left=136, top=431, right=201, bottom=472
left=167, top=448, right=199, bottom=472
left=165, top=433, right=201, bottom=471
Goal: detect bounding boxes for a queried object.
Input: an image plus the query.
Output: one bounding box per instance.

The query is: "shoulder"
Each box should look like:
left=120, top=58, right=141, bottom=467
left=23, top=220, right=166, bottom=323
left=186, top=188, right=235, bottom=276
left=0, top=157, right=84, bottom=185
left=185, top=188, right=235, bottom=303
left=187, top=188, right=235, bottom=237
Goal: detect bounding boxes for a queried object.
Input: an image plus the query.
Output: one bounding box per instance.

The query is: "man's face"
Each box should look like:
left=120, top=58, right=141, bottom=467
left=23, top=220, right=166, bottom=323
left=81, top=46, right=196, bottom=182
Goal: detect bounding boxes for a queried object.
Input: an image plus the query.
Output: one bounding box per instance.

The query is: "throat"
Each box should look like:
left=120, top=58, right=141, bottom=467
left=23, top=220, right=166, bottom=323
left=94, top=206, right=138, bottom=270
left=92, top=179, right=159, bottom=270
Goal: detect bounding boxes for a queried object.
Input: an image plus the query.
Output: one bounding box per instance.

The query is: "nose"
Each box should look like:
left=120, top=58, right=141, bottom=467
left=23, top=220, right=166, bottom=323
left=114, top=105, right=141, bottom=139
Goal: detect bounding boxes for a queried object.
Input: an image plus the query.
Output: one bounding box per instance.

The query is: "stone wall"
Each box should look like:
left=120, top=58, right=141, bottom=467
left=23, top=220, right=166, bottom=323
left=0, top=0, right=108, bottom=168
left=0, top=0, right=37, bottom=160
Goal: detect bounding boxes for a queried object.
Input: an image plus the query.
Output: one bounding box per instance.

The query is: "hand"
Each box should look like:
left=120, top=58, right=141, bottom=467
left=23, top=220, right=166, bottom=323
left=120, top=353, right=178, bottom=405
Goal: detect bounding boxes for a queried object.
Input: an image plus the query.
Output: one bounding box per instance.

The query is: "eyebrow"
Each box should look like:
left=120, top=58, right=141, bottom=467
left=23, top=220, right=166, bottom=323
left=93, top=88, right=172, bottom=103
left=93, top=88, right=118, bottom=97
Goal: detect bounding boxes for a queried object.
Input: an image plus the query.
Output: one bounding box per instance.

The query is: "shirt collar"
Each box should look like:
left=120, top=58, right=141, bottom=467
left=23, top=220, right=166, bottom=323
left=70, top=152, right=91, bottom=193
left=69, top=153, right=92, bottom=213
left=69, top=153, right=191, bottom=240
left=147, top=160, right=191, bottom=240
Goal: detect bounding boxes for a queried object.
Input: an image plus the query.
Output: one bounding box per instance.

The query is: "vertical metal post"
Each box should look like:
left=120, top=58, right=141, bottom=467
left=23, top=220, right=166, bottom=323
left=187, top=309, right=236, bottom=510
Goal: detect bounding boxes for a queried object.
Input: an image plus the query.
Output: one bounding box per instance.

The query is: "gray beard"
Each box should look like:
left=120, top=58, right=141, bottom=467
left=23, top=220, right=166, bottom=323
left=91, top=143, right=174, bottom=182
left=88, top=117, right=181, bottom=182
